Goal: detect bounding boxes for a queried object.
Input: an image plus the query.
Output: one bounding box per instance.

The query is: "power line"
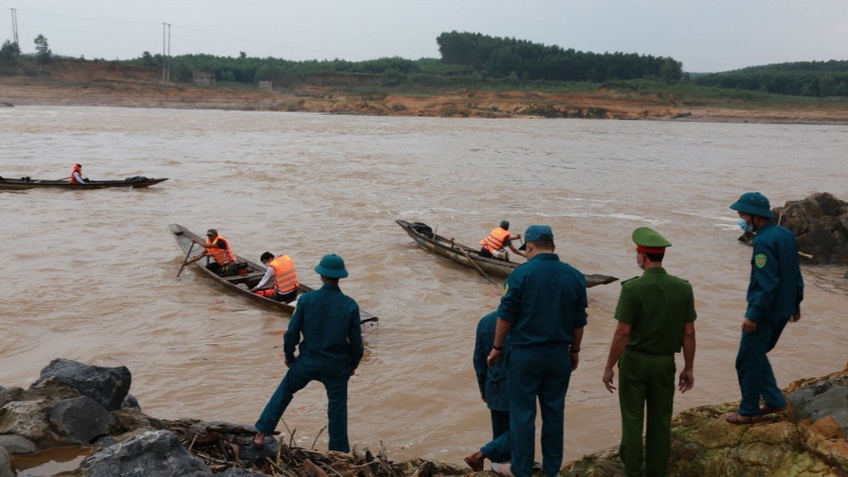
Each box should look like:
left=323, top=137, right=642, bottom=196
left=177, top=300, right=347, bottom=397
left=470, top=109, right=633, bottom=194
left=7, top=7, right=342, bottom=60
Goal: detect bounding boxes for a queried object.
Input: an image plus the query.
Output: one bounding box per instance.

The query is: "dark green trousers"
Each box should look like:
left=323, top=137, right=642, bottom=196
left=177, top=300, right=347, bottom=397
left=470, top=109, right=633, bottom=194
left=618, top=349, right=676, bottom=477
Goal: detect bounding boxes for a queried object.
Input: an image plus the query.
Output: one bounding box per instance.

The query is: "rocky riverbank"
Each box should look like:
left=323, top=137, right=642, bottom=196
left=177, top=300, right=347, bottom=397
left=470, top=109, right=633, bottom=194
left=1, top=359, right=846, bottom=477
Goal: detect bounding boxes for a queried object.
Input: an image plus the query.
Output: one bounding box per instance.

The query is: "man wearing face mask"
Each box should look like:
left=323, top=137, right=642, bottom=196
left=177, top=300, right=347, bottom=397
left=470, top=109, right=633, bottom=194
left=602, top=227, right=696, bottom=477
left=727, top=192, right=804, bottom=424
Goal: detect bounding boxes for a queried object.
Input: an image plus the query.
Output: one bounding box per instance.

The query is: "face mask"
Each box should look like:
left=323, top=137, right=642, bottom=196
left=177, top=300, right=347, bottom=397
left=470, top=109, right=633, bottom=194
left=737, top=218, right=753, bottom=233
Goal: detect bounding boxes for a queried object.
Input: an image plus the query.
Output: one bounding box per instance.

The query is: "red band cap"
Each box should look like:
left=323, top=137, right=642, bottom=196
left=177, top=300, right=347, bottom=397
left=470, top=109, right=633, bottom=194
left=636, top=245, right=666, bottom=254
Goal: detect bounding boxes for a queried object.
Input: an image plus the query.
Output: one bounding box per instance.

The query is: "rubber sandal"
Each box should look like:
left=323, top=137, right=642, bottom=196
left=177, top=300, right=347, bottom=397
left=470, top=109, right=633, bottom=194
left=464, top=455, right=483, bottom=472
left=725, top=412, right=763, bottom=424
left=761, top=405, right=788, bottom=415
left=250, top=434, right=266, bottom=448
left=491, top=462, right=515, bottom=477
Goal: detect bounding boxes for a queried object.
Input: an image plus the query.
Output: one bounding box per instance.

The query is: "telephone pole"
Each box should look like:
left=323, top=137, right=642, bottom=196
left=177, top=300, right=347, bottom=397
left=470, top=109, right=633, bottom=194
left=162, top=22, right=171, bottom=83
left=11, top=8, right=18, bottom=46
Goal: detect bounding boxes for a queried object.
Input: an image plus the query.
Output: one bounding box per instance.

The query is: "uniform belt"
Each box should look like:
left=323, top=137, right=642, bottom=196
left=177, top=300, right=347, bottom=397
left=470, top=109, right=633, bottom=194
left=626, top=345, right=673, bottom=357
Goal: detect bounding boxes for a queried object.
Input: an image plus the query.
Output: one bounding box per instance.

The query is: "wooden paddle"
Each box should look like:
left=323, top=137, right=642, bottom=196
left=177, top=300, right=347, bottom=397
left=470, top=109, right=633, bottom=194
left=177, top=242, right=195, bottom=278
left=457, top=244, right=496, bottom=285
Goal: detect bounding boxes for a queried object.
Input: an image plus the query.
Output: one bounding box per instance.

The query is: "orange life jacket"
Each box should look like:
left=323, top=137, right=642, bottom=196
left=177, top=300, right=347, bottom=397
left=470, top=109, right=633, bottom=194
left=207, top=235, right=236, bottom=266
left=70, top=165, right=83, bottom=184
left=480, top=227, right=511, bottom=253
left=269, top=255, right=299, bottom=294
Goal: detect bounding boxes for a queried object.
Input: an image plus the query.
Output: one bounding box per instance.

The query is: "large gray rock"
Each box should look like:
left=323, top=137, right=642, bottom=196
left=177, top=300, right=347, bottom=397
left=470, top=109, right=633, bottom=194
left=0, top=446, right=14, bottom=477
left=0, top=435, right=37, bottom=455
left=31, top=358, right=131, bottom=411
left=775, top=192, right=848, bottom=265
left=0, top=400, right=56, bottom=448
left=49, top=395, right=114, bottom=444
left=80, top=429, right=212, bottom=477
left=789, top=380, right=848, bottom=435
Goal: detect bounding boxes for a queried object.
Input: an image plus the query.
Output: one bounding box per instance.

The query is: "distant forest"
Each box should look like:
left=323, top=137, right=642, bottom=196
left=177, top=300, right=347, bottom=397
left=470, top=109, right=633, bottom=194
left=4, top=31, right=847, bottom=97
left=693, top=61, right=848, bottom=97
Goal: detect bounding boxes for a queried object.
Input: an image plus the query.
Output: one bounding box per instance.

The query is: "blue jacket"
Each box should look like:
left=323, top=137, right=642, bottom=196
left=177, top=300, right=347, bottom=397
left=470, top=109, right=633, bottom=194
left=497, top=253, right=588, bottom=347
left=284, top=283, right=364, bottom=372
left=746, top=221, right=804, bottom=322
left=473, top=311, right=509, bottom=412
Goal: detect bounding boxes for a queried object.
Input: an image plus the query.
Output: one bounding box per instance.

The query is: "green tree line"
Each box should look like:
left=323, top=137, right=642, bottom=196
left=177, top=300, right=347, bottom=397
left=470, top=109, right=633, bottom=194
left=4, top=32, right=848, bottom=98
left=435, top=31, right=684, bottom=82
left=693, top=61, right=848, bottom=97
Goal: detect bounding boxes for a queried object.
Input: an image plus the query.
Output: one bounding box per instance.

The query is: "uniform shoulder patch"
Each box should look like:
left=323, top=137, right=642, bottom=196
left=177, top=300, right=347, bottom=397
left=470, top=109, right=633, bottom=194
left=755, top=254, right=767, bottom=268
left=620, top=276, right=639, bottom=286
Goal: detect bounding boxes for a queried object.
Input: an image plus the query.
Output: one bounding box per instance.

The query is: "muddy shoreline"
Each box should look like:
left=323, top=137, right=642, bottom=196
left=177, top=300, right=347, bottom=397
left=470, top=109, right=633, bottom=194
left=2, top=75, right=848, bottom=125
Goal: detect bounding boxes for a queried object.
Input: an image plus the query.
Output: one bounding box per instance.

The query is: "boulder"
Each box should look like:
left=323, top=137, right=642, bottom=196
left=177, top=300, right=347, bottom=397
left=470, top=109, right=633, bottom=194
left=49, top=395, right=114, bottom=444
left=774, top=192, right=848, bottom=265
left=79, top=429, right=212, bottom=477
left=0, top=446, right=14, bottom=477
left=30, top=358, right=131, bottom=411
left=0, top=400, right=61, bottom=449
left=1, top=371, right=159, bottom=452
left=121, top=394, right=141, bottom=410
left=0, top=435, right=36, bottom=455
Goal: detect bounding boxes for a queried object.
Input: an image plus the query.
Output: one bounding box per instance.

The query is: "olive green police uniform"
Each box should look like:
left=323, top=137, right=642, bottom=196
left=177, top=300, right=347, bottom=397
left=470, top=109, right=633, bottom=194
left=614, top=228, right=696, bottom=477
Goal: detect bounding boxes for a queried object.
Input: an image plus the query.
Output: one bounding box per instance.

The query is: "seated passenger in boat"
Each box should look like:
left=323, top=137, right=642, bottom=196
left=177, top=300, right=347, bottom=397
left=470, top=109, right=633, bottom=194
left=250, top=252, right=300, bottom=303
left=480, top=220, right=526, bottom=261
left=70, top=164, right=88, bottom=184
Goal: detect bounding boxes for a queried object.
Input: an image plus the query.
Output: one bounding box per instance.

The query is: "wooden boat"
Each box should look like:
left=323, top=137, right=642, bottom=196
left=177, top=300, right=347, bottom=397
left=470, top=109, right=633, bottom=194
left=169, top=224, right=378, bottom=324
left=396, top=220, right=618, bottom=288
left=0, top=176, right=168, bottom=190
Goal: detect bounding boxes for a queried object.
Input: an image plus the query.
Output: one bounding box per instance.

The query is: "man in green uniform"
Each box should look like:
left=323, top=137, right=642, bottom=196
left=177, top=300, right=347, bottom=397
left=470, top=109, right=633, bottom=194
left=488, top=224, right=587, bottom=477
left=602, top=227, right=696, bottom=477
left=727, top=192, right=803, bottom=424
left=252, top=254, right=364, bottom=452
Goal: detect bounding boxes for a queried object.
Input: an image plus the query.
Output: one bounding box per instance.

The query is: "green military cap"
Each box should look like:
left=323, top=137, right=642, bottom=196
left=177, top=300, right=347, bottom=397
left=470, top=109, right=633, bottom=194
left=632, top=226, right=671, bottom=253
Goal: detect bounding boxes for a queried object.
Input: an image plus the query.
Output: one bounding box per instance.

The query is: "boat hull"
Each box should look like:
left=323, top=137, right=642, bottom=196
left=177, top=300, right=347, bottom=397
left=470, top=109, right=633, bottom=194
left=396, top=220, right=617, bottom=288
left=0, top=177, right=168, bottom=190
left=169, top=224, right=378, bottom=323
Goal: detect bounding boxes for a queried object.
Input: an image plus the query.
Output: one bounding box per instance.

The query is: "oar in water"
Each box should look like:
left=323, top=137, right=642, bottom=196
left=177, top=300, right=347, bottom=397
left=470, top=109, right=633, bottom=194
left=177, top=242, right=195, bottom=278
left=457, top=243, right=497, bottom=285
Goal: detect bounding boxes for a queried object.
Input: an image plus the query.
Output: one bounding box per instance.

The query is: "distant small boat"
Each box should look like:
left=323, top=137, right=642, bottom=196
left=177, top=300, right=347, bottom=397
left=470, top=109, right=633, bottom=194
left=0, top=176, right=168, bottom=190
left=396, top=219, right=618, bottom=288
left=169, top=224, right=378, bottom=324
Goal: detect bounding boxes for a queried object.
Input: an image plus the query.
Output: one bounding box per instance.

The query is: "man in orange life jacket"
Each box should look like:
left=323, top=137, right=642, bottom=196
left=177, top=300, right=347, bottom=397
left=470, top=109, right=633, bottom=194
left=187, top=228, right=238, bottom=276
left=251, top=252, right=300, bottom=303
left=70, top=164, right=88, bottom=184
left=480, top=220, right=526, bottom=260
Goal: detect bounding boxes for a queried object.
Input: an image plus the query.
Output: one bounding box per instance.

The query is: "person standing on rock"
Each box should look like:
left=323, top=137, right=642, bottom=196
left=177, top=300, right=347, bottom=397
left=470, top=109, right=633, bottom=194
left=486, top=225, right=587, bottom=477
left=726, top=192, right=804, bottom=424
left=602, top=227, right=696, bottom=477
left=252, top=254, right=363, bottom=452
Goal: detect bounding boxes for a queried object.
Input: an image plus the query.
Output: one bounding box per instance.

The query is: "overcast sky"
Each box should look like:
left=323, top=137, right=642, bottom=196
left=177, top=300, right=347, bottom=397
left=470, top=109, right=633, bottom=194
left=2, top=0, right=847, bottom=73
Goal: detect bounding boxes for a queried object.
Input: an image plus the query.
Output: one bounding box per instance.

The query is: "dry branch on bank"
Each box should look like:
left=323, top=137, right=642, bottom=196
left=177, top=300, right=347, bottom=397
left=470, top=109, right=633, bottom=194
left=166, top=419, right=464, bottom=477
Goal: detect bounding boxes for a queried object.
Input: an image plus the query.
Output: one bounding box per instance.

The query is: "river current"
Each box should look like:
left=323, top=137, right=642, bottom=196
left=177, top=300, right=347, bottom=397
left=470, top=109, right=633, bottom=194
left=1, top=106, right=846, bottom=465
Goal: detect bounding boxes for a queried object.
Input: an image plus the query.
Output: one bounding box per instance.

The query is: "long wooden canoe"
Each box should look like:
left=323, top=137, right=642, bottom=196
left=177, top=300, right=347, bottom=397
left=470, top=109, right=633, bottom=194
left=0, top=176, right=168, bottom=190
left=170, top=224, right=378, bottom=323
left=396, top=220, right=618, bottom=288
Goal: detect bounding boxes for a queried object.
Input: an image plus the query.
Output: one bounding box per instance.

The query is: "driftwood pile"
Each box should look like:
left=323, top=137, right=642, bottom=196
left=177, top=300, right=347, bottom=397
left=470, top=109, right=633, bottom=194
left=166, top=419, right=463, bottom=477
